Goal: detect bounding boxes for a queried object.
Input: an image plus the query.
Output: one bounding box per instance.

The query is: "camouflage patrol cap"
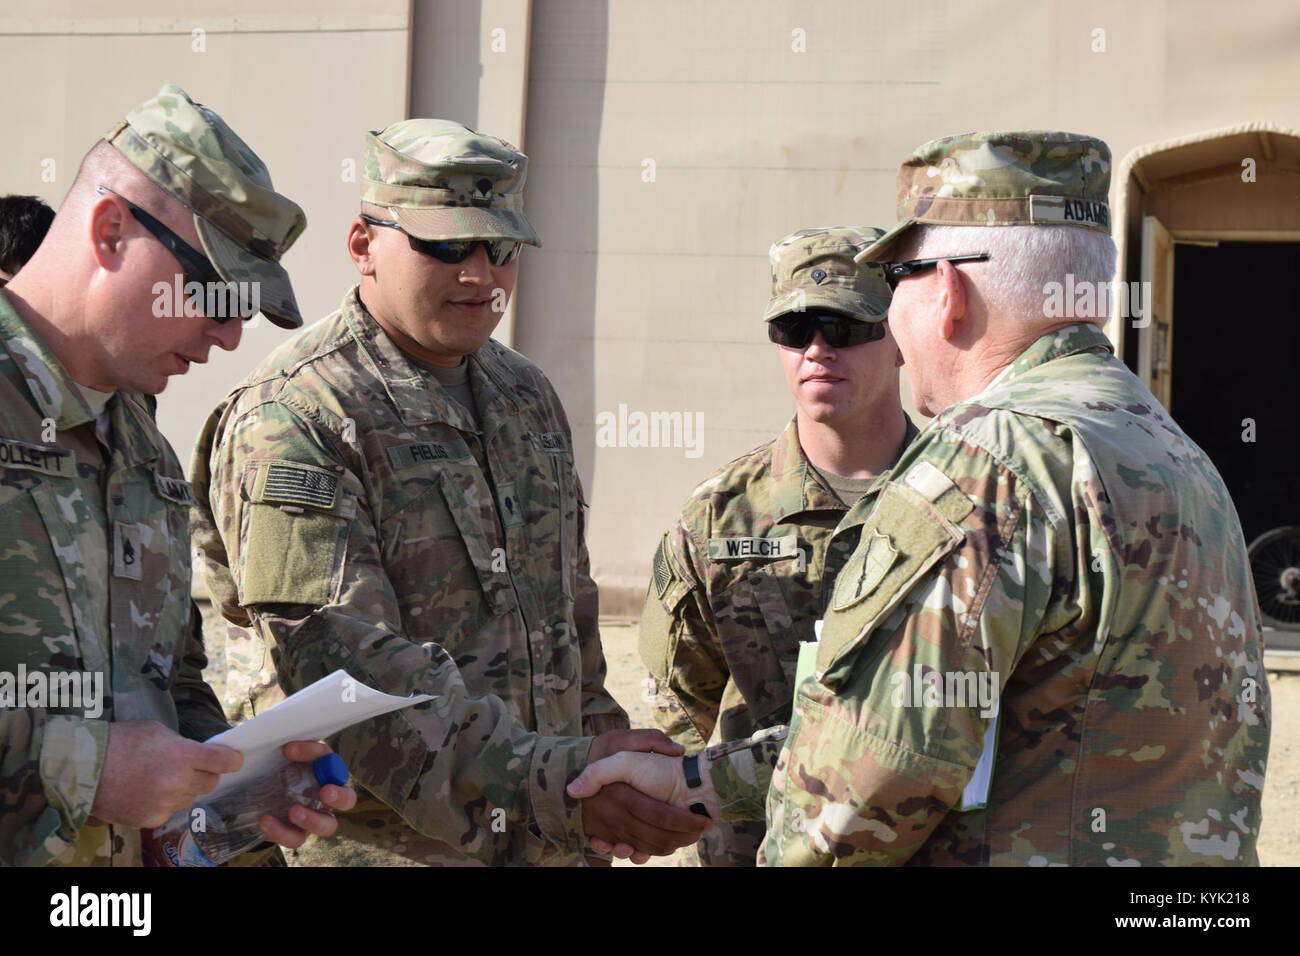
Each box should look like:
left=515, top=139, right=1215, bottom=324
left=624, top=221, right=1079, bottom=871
left=361, top=119, right=541, bottom=247
left=105, top=83, right=307, bottom=329
left=763, top=226, right=891, bottom=323
left=856, top=130, right=1112, bottom=263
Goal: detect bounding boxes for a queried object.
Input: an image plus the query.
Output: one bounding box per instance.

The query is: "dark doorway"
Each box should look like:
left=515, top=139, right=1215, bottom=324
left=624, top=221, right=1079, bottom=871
left=1168, top=240, right=1300, bottom=546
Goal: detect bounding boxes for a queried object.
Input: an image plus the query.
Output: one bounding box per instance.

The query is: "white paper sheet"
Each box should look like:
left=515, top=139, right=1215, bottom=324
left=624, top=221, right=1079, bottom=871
left=201, top=669, right=434, bottom=799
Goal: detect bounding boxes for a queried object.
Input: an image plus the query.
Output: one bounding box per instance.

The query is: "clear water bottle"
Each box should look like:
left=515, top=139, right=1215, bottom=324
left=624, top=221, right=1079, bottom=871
left=143, top=753, right=348, bottom=867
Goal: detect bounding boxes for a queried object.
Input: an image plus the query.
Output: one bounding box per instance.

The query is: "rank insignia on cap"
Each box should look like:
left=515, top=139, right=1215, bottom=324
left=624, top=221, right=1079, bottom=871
left=811, top=268, right=827, bottom=284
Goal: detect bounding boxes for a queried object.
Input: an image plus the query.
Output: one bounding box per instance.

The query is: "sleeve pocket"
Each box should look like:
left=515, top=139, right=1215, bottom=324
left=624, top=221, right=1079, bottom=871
left=639, top=533, right=690, bottom=681
left=816, top=482, right=968, bottom=686
left=239, top=459, right=350, bottom=607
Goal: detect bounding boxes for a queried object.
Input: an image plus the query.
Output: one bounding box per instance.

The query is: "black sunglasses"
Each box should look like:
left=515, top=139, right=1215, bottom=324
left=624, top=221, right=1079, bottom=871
left=767, top=311, right=888, bottom=349
left=878, top=253, right=991, bottom=290
left=96, top=186, right=245, bottom=321
left=359, top=214, right=521, bottom=266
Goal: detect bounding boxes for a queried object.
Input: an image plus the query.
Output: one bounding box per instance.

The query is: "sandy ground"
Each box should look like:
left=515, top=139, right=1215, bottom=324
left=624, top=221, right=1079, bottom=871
left=597, top=622, right=1300, bottom=867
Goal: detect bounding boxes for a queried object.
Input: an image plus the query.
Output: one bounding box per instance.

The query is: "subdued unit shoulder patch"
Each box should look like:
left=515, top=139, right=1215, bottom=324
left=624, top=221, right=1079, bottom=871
left=832, top=530, right=899, bottom=611
left=252, top=460, right=341, bottom=511
left=653, top=533, right=677, bottom=599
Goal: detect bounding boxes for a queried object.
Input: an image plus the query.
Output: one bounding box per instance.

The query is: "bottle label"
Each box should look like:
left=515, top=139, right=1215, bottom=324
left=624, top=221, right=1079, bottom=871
left=142, top=823, right=218, bottom=868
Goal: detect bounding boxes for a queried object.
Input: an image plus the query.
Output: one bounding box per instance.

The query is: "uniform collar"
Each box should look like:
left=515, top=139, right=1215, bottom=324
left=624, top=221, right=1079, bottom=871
left=771, top=415, right=921, bottom=523
left=984, top=322, right=1114, bottom=392
left=0, top=291, right=97, bottom=430
left=108, top=393, right=165, bottom=468
left=770, top=419, right=857, bottom=521
left=340, top=286, right=524, bottom=431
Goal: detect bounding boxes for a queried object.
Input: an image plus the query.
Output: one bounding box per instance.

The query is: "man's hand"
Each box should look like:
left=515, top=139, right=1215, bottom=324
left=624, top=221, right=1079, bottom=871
left=256, top=740, right=358, bottom=849
left=569, top=750, right=722, bottom=862
left=586, top=728, right=685, bottom=763
left=580, top=781, right=711, bottom=858
left=575, top=729, right=710, bottom=862
left=91, top=720, right=243, bottom=828
left=569, top=750, right=694, bottom=806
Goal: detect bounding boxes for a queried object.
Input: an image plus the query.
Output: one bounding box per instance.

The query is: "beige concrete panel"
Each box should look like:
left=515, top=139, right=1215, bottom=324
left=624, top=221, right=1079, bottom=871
left=410, top=0, right=482, bottom=124
left=1165, top=0, right=1300, bottom=132
left=409, top=0, right=532, bottom=345
left=476, top=0, right=531, bottom=346
left=1, top=1, right=407, bottom=29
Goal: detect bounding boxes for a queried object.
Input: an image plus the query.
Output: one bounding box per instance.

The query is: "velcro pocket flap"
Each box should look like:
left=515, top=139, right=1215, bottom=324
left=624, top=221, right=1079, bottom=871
left=816, top=476, right=970, bottom=687
left=241, top=460, right=350, bottom=606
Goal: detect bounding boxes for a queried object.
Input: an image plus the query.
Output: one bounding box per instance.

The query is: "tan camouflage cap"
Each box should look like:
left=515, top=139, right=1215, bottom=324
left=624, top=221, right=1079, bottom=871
left=763, top=226, right=891, bottom=323
left=361, top=119, right=540, bottom=247
left=105, top=83, right=307, bottom=329
left=856, top=130, right=1112, bottom=263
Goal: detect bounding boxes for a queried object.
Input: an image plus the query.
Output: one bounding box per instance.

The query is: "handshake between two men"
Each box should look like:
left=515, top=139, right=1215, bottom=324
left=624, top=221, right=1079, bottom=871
left=575, top=731, right=718, bottom=865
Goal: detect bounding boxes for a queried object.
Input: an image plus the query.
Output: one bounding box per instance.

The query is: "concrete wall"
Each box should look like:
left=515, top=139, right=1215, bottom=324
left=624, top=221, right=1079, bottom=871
left=5, top=0, right=1299, bottom=614
left=512, top=0, right=1300, bottom=611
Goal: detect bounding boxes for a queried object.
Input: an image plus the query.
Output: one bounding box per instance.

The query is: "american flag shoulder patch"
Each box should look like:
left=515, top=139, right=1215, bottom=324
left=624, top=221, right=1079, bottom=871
left=254, top=461, right=341, bottom=510
left=652, top=533, right=677, bottom=600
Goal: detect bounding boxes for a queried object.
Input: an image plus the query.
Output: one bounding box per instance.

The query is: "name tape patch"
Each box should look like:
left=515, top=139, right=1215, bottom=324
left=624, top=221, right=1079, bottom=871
left=903, top=461, right=956, bottom=503
left=1029, top=195, right=1110, bottom=231
left=153, top=471, right=195, bottom=507
left=386, top=441, right=469, bottom=472
left=0, top=436, right=74, bottom=477
left=528, top=432, right=569, bottom=455
left=707, top=533, right=799, bottom=561
left=257, top=462, right=340, bottom=510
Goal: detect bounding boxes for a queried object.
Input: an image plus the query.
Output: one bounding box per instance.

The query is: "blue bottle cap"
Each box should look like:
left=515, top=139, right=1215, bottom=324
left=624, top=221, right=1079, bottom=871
left=312, top=753, right=349, bottom=787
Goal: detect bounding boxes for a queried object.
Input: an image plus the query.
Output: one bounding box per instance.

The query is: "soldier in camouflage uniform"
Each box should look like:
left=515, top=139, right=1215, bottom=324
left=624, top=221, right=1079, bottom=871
left=0, top=84, right=351, bottom=865
left=639, top=226, right=917, bottom=865
left=191, top=120, right=709, bottom=866
left=572, top=130, right=1271, bottom=866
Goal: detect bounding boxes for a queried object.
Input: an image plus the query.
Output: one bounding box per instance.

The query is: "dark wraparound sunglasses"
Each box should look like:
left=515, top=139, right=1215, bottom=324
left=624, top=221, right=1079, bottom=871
left=359, top=214, right=521, bottom=266
left=878, top=253, right=990, bottom=290
left=767, top=311, right=888, bottom=349
left=96, top=185, right=247, bottom=321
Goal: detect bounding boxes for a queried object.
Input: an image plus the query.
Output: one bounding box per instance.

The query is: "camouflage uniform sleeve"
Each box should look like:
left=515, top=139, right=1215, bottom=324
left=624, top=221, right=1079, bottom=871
left=0, top=709, right=110, bottom=866
left=203, top=401, right=594, bottom=862
left=703, top=724, right=788, bottom=822
left=571, top=456, right=629, bottom=738
left=762, top=441, right=1054, bottom=866
left=171, top=599, right=233, bottom=743
left=638, top=518, right=728, bottom=752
